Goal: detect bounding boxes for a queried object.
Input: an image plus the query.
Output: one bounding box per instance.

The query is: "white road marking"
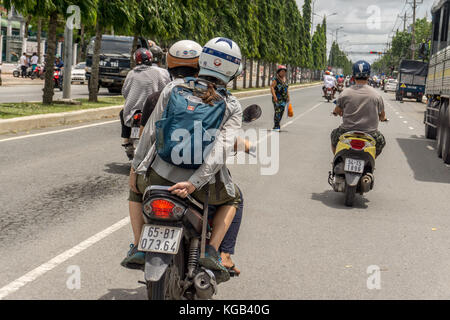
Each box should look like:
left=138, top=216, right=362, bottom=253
left=403, top=121, right=408, bottom=124
left=427, top=145, right=435, bottom=151
left=399, top=116, right=404, bottom=119
left=0, top=217, right=130, bottom=300
left=409, top=127, right=414, bottom=130
left=0, top=120, right=120, bottom=143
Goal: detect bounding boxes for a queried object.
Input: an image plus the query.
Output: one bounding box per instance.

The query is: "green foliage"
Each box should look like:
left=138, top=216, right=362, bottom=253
left=373, top=18, right=432, bottom=74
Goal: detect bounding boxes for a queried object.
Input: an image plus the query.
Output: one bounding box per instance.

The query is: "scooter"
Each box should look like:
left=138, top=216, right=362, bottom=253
left=337, top=83, right=344, bottom=94
left=136, top=105, right=261, bottom=300
left=324, top=87, right=334, bottom=102
left=125, top=110, right=142, bottom=161
left=328, top=131, right=376, bottom=207
left=53, top=67, right=63, bottom=91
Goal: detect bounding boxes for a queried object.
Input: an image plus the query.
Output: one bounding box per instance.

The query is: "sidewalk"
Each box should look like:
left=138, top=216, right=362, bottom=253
left=0, top=81, right=321, bottom=134
left=0, top=73, right=44, bottom=86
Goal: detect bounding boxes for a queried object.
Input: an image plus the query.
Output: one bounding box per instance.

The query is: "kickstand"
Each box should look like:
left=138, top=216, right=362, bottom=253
left=200, top=185, right=210, bottom=259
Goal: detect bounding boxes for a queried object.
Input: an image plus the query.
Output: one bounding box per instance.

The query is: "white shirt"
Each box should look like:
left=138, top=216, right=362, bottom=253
left=324, top=75, right=336, bottom=88
left=19, top=55, right=28, bottom=66
left=30, top=56, right=39, bottom=65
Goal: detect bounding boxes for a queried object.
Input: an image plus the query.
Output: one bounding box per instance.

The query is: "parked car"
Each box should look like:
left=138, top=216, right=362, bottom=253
left=384, top=79, right=398, bottom=92
left=71, top=62, right=86, bottom=84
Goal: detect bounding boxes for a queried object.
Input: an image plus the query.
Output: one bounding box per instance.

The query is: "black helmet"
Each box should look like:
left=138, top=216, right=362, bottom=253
left=134, top=48, right=152, bottom=66
left=150, top=45, right=163, bottom=64
left=352, top=60, right=371, bottom=79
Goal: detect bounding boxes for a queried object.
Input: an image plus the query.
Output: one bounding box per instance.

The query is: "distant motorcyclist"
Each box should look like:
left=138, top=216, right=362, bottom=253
left=323, top=71, right=336, bottom=98
left=120, top=47, right=170, bottom=149
left=331, top=60, right=387, bottom=157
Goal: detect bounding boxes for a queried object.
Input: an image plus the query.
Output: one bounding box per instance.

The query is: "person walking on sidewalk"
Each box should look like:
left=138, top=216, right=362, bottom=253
left=270, top=65, right=290, bottom=131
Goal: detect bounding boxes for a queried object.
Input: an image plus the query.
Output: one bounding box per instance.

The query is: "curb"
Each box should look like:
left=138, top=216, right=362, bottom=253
left=0, top=105, right=123, bottom=134
left=0, top=82, right=321, bottom=135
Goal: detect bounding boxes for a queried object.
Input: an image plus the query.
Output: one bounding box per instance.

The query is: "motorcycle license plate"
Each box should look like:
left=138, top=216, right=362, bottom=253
left=344, top=158, right=365, bottom=173
left=138, top=225, right=183, bottom=255
left=130, top=127, right=140, bottom=139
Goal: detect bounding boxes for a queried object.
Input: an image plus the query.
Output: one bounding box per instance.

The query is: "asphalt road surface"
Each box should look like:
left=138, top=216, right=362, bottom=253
left=1, top=85, right=449, bottom=300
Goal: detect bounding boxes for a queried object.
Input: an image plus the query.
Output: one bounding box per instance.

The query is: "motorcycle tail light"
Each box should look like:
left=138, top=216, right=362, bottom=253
left=133, top=114, right=142, bottom=121
left=143, top=198, right=185, bottom=220
left=350, top=139, right=365, bottom=150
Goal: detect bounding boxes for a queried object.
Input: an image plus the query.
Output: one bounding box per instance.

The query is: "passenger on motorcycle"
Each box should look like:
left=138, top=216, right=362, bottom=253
left=331, top=60, right=388, bottom=157
left=323, top=71, right=336, bottom=97
left=120, top=48, right=170, bottom=150
left=124, top=38, right=245, bottom=283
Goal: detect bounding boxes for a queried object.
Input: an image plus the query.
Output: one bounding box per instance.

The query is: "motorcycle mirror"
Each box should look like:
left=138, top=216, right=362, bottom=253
left=242, top=104, right=262, bottom=123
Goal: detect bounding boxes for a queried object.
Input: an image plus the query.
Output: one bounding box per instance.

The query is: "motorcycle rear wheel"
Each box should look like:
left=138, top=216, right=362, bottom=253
left=147, top=243, right=185, bottom=300
left=344, top=185, right=357, bottom=207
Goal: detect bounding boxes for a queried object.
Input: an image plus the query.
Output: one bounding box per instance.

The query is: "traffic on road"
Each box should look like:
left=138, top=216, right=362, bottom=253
left=0, top=0, right=449, bottom=315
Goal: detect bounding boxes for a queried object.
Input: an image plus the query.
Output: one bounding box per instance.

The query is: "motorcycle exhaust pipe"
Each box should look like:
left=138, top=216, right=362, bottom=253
left=194, top=271, right=216, bottom=300
left=360, top=174, right=373, bottom=193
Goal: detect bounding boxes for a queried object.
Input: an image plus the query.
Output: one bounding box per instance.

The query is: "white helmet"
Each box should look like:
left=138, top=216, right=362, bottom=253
left=199, top=37, right=242, bottom=85
left=167, top=40, right=202, bottom=69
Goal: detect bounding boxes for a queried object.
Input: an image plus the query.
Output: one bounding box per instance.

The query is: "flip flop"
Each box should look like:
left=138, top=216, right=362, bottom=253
left=226, top=265, right=241, bottom=277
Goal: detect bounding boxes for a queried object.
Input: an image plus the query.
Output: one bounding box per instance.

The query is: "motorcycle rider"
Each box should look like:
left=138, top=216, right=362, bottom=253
left=124, top=38, right=245, bottom=282
left=331, top=60, right=387, bottom=157
left=323, top=71, right=336, bottom=98
left=120, top=47, right=170, bottom=150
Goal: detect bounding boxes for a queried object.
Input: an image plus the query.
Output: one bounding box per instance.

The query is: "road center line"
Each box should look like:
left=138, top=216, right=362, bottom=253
left=0, top=217, right=130, bottom=300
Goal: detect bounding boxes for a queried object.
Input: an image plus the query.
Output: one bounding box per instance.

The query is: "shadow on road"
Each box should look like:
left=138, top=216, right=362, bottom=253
left=311, top=190, right=369, bottom=209
left=396, top=137, right=450, bottom=184
left=104, top=162, right=131, bottom=176
left=98, top=286, right=147, bottom=300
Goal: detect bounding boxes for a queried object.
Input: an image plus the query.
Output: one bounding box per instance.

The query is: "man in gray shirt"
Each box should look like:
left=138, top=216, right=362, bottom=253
left=331, top=60, right=388, bottom=157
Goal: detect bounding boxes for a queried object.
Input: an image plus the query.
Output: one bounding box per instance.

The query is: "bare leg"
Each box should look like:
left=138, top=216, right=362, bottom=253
left=331, top=144, right=336, bottom=155
left=209, top=205, right=236, bottom=252
left=220, top=252, right=241, bottom=275
left=129, top=201, right=144, bottom=246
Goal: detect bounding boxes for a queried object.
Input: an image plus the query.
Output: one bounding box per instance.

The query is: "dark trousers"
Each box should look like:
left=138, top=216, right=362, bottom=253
left=273, top=103, right=286, bottom=128
left=208, top=188, right=244, bottom=255
left=119, top=109, right=131, bottom=139
left=21, top=66, right=27, bottom=78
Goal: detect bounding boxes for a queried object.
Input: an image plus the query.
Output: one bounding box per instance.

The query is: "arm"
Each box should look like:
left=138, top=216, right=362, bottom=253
left=270, top=80, right=278, bottom=103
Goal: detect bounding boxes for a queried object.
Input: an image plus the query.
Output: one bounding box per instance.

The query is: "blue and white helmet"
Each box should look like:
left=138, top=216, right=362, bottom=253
left=199, top=37, right=242, bottom=85
left=353, top=60, right=371, bottom=79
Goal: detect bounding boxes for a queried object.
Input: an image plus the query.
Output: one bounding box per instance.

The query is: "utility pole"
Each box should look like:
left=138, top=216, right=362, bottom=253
left=63, top=24, right=73, bottom=99
left=408, top=0, right=423, bottom=60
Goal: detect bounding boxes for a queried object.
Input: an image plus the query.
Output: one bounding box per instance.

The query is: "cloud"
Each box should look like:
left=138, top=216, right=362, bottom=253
left=296, top=0, right=434, bottom=63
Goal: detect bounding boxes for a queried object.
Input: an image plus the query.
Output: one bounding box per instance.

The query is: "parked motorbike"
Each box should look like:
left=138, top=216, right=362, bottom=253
left=137, top=105, right=261, bottom=300
left=125, top=110, right=142, bottom=161
left=53, top=67, right=63, bottom=91
left=31, top=65, right=45, bottom=80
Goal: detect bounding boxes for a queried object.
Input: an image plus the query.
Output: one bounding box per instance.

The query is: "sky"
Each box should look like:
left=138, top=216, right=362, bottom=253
left=296, top=0, right=435, bottom=63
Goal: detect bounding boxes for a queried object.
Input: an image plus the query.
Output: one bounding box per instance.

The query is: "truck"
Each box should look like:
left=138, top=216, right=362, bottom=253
left=85, top=35, right=150, bottom=94
left=424, top=0, right=450, bottom=164
left=395, top=59, right=428, bottom=102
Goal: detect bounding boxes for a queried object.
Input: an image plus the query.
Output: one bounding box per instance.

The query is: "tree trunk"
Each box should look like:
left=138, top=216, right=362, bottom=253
left=233, top=76, right=237, bottom=90
left=42, top=12, right=58, bottom=105
left=256, top=60, right=260, bottom=88
left=89, top=20, right=103, bottom=102
left=77, top=23, right=84, bottom=63
left=37, top=18, right=42, bottom=64
left=242, top=57, right=247, bottom=89
left=130, top=34, right=139, bottom=69
left=262, top=61, right=266, bottom=88
left=249, top=59, right=253, bottom=88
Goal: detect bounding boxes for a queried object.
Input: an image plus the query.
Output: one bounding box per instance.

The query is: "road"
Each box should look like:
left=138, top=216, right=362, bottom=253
left=1, top=85, right=449, bottom=300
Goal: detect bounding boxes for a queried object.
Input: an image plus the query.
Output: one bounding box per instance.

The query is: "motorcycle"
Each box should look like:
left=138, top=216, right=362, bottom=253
left=328, top=131, right=377, bottom=207
left=125, top=110, right=142, bottom=161
left=325, top=87, right=334, bottom=102
left=337, top=83, right=344, bottom=94
left=137, top=105, right=261, bottom=300
left=53, top=67, right=63, bottom=91
left=31, top=65, right=45, bottom=80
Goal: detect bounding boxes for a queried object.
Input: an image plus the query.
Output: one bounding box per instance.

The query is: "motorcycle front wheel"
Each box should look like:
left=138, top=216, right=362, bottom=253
left=147, top=243, right=185, bottom=300
left=344, top=185, right=357, bottom=207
